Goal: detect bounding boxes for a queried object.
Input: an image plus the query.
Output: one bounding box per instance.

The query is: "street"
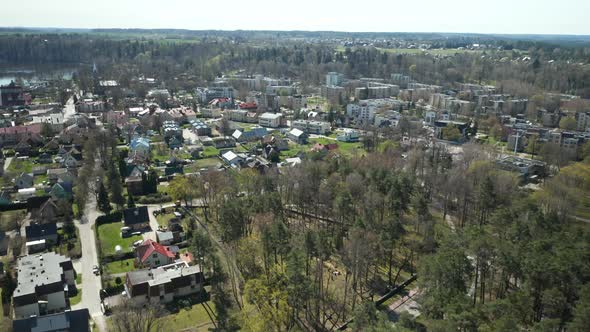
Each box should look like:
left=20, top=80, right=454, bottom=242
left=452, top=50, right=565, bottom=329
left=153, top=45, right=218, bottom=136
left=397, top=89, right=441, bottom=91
left=71, top=192, right=106, bottom=332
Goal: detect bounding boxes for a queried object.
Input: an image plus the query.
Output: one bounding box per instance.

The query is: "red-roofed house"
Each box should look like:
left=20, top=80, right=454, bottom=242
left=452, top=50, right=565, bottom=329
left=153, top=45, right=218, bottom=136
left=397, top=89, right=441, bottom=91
left=239, top=102, right=258, bottom=110
left=135, top=239, right=176, bottom=268
left=0, top=124, right=42, bottom=147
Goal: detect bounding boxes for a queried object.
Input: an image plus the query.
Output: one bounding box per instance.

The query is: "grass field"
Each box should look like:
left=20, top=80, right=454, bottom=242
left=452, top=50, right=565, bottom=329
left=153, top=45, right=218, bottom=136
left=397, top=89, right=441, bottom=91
left=105, top=258, right=136, bottom=275
left=308, top=137, right=364, bottom=156
left=97, top=223, right=143, bottom=256
left=7, top=158, right=34, bottom=173
left=156, top=213, right=176, bottom=227
left=158, top=300, right=216, bottom=331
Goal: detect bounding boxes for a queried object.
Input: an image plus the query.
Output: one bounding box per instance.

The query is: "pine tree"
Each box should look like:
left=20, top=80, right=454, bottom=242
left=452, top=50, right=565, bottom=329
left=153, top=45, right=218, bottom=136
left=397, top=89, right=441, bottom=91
left=127, top=193, right=136, bottom=208
left=97, top=182, right=112, bottom=214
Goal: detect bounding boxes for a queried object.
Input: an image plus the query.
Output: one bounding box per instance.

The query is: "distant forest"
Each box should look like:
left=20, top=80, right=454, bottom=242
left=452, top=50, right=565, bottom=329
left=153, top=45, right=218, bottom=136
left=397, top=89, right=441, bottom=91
left=0, top=30, right=589, bottom=97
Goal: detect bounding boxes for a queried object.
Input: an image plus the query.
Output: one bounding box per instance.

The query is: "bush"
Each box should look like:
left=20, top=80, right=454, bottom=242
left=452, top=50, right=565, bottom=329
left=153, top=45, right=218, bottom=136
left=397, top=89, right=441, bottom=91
left=96, top=211, right=123, bottom=225
left=137, top=193, right=172, bottom=204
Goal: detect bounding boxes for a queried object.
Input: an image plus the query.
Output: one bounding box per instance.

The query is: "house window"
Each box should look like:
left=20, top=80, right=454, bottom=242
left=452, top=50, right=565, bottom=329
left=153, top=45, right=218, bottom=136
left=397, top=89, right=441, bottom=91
left=155, top=260, right=160, bottom=265
left=153, top=254, right=157, bottom=258
left=160, top=295, right=164, bottom=300
left=191, top=285, right=195, bottom=289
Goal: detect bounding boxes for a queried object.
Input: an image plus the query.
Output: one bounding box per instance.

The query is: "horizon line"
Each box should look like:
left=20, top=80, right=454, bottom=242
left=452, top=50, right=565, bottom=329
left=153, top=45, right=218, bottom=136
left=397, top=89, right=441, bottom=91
left=1, top=26, right=589, bottom=38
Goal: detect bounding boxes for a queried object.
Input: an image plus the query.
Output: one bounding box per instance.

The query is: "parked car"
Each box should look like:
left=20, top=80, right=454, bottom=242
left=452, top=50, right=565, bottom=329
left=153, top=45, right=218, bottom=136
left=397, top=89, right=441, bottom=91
left=93, top=265, right=100, bottom=275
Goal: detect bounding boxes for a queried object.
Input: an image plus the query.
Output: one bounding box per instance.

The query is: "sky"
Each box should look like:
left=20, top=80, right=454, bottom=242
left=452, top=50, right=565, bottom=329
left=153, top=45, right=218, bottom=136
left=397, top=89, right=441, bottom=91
left=2, top=0, right=589, bottom=35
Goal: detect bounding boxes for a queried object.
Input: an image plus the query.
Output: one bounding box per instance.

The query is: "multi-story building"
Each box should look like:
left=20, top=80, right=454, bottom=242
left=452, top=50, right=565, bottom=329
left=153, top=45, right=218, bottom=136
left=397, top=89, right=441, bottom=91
left=258, top=113, right=282, bottom=128
left=390, top=73, right=412, bottom=89
left=135, top=239, right=177, bottom=268
left=326, top=72, right=344, bottom=87
left=75, top=100, right=106, bottom=113
left=0, top=82, right=26, bottom=107
left=576, top=112, right=590, bottom=131
left=320, top=86, right=345, bottom=105
left=125, top=262, right=204, bottom=305
left=13, top=252, right=75, bottom=318
left=292, top=120, right=331, bottom=135
left=196, top=87, right=234, bottom=103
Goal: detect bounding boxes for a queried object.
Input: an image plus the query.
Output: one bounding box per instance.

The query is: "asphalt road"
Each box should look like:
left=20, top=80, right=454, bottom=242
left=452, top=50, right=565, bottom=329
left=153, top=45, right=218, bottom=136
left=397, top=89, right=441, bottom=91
left=71, top=192, right=106, bottom=332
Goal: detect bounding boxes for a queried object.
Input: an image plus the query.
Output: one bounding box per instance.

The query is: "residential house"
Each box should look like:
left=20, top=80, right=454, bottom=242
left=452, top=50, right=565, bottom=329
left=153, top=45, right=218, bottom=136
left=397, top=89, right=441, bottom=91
left=16, top=173, right=34, bottom=189
left=212, top=136, right=236, bottom=149
left=287, top=128, right=308, bottom=144
left=29, top=197, right=60, bottom=223
left=129, top=137, right=150, bottom=157
left=12, top=252, right=75, bottom=318
left=231, top=127, right=268, bottom=142
left=292, top=120, right=331, bottom=135
left=59, top=154, right=78, bottom=168
left=258, top=113, right=282, bottom=128
left=25, top=223, right=58, bottom=253
left=156, top=231, right=175, bottom=245
left=221, top=151, right=245, bottom=166
left=336, top=129, right=360, bottom=142
left=125, top=262, right=203, bottom=305
left=123, top=206, right=150, bottom=231
left=125, top=167, right=145, bottom=196
left=49, top=182, right=73, bottom=201
left=38, top=152, right=53, bottom=164
left=135, top=239, right=176, bottom=268
left=12, top=308, right=90, bottom=332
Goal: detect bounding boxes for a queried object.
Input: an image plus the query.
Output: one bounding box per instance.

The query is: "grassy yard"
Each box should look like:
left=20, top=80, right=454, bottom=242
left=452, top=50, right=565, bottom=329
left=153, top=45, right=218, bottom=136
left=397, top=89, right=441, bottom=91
left=97, top=223, right=143, bottom=256
left=308, top=137, right=364, bottom=156
left=7, top=158, right=34, bottom=173
left=201, top=146, right=219, bottom=158
left=76, top=273, right=82, bottom=285
left=156, top=213, right=176, bottom=227
left=0, top=209, right=26, bottom=232
left=70, top=289, right=82, bottom=306
left=158, top=300, right=216, bottom=331
left=192, top=157, right=221, bottom=169
left=105, top=258, right=136, bottom=275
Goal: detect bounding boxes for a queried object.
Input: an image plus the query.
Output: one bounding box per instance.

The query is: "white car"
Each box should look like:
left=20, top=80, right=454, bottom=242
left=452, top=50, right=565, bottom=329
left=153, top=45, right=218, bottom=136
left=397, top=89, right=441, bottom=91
left=92, top=265, right=100, bottom=275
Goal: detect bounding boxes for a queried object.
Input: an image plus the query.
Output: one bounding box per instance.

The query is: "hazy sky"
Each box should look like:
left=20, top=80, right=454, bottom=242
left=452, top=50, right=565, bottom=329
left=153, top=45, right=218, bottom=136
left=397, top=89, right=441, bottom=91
left=3, top=0, right=589, bottom=35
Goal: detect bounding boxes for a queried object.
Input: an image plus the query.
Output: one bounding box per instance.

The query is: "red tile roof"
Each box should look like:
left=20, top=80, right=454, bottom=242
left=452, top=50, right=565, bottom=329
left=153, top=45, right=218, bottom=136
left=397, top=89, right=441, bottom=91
left=0, top=123, right=42, bottom=135
left=138, top=239, right=176, bottom=263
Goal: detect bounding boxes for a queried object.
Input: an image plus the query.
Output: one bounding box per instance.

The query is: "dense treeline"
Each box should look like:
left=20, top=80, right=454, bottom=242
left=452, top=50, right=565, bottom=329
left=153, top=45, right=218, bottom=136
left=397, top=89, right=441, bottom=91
left=1, top=33, right=589, bottom=97
left=163, top=142, right=590, bottom=331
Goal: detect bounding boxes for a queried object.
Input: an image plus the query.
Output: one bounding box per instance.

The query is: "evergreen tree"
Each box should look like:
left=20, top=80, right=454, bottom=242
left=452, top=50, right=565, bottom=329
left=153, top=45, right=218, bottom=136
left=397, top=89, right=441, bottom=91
left=127, top=193, right=136, bottom=208
left=97, top=182, right=112, bottom=214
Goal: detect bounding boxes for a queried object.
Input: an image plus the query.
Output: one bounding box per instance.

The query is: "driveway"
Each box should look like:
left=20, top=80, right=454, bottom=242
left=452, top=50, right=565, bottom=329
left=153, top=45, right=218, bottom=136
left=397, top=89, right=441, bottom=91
left=71, top=193, right=106, bottom=332
left=3, top=157, right=12, bottom=172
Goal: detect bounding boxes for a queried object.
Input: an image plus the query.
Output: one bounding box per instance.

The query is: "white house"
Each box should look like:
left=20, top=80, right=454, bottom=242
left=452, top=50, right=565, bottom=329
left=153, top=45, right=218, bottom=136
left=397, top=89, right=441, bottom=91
left=258, top=113, right=282, bottom=128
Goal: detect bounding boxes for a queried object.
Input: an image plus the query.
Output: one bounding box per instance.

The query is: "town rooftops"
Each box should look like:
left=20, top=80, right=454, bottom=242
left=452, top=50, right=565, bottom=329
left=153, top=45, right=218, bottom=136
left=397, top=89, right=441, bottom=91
left=12, top=308, right=90, bottom=332
left=289, top=128, right=305, bottom=137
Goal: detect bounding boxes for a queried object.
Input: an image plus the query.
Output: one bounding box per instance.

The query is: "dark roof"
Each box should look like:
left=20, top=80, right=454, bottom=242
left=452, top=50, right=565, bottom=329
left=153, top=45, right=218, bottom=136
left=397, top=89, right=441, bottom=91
left=26, top=196, right=51, bottom=210
left=13, top=308, right=90, bottom=332
left=123, top=206, right=149, bottom=225
left=25, top=223, right=58, bottom=240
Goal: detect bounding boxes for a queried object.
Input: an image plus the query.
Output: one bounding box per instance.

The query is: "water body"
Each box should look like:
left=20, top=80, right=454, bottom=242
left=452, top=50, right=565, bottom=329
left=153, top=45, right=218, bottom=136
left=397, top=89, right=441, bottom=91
left=0, top=65, right=77, bottom=86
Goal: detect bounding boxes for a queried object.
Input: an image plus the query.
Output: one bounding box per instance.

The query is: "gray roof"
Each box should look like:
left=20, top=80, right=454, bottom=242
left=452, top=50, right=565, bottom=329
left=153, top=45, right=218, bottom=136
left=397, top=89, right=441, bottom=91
left=127, top=262, right=201, bottom=288
left=14, top=252, right=72, bottom=297
left=13, top=308, right=89, bottom=332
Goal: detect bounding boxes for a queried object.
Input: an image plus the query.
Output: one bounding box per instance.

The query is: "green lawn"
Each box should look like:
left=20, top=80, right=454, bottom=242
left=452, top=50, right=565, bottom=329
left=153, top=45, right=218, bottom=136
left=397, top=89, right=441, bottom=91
left=70, top=289, right=82, bottom=306
left=105, top=258, right=136, bottom=275
left=201, top=146, right=219, bottom=158
left=308, top=138, right=363, bottom=156
left=34, top=173, right=48, bottom=185
left=97, top=223, right=143, bottom=256
left=156, top=213, right=176, bottom=227
left=158, top=300, right=216, bottom=331
left=76, top=273, right=82, bottom=285
left=7, top=158, right=34, bottom=173
left=193, top=157, right=221, bottom=169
